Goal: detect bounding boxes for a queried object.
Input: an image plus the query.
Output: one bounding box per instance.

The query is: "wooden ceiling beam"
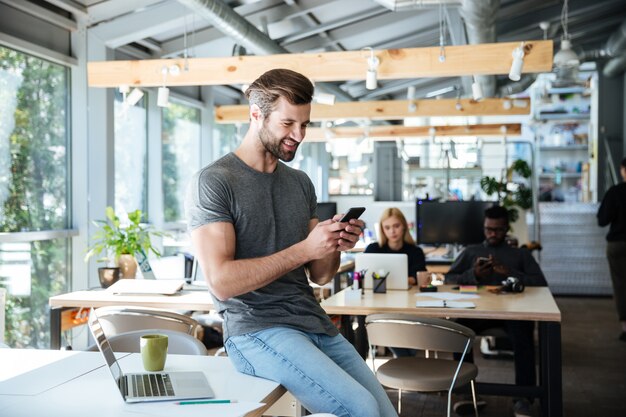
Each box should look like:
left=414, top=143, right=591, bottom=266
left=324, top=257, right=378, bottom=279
left=304, top=123, right=521, bottom=142
left=87, top=40, right=552, bottom=88
left=215, top=98, right=530, bottom=123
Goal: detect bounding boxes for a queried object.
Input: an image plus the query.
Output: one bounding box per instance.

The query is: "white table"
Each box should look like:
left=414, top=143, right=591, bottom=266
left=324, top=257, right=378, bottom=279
left=49, top=289, right=215, bottom=349
left=0, top=349, right=284, bottom=417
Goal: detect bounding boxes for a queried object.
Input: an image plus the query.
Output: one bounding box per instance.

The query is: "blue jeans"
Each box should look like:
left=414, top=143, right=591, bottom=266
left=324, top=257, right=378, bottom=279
left=225, top=327, right=398, bottom=417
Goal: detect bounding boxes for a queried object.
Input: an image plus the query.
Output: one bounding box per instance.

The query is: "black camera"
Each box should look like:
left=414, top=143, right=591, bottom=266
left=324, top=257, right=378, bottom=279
left=501, top=276, right=525, bottom=293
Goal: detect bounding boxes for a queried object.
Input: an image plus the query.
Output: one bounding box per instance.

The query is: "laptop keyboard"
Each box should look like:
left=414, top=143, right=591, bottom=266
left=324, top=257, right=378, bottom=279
left=131, top=373, right=175, bottom=397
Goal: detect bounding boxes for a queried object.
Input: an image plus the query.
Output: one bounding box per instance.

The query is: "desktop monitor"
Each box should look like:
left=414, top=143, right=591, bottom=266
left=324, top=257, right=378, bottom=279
left=416, top=200, right=494, bottom=245
left=316, top=202, right=337, bottom=222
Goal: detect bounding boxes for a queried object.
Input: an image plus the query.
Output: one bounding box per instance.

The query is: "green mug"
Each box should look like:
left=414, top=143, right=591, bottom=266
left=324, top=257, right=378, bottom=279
left=140, top=334, right=168, bottom=372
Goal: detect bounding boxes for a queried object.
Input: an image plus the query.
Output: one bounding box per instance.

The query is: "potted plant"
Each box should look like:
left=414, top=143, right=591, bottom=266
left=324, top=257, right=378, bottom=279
left=85, top=207, right=165, bottom=280
left=480, top=159, right=533, bottom=241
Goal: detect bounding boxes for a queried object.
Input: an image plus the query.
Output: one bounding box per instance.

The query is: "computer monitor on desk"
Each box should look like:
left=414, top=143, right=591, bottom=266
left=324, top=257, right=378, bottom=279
left=416, top=200, right=493, bottom=257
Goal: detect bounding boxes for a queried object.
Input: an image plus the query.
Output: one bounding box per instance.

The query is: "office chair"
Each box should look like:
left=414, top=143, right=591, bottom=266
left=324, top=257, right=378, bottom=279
left=365, top=313, right=479, bottom=417
left=87, top=328, right=207, bottom=355
left=93, top=306, right=202, bottom=338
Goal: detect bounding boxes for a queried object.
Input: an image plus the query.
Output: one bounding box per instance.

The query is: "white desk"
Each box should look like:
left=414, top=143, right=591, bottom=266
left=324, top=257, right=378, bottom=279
left=49, top=289, right=215, bottom=349
left=0, top=349, right=284, bottom=417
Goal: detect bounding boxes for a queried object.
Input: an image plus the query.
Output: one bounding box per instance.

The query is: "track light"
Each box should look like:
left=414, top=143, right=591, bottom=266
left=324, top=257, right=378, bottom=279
left=313, top=93, right=336, bottom=105
left=471, top=76, right=483, bottom=101
left=157, top=64, right=181, bottom=108
left=157, top=87, right=170, bottom=107
left=125, top=88, right=144, bottom=106
left=363, top=47, right=380, bottom=90
left=509, top=42, right=525, bottom=81
left=407, top=85, right=416, bottom=112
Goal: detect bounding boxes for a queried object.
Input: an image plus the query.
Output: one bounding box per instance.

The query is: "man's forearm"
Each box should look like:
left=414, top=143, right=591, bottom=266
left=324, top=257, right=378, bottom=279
left=308, top=252, right=341, bottom=285
left=207, top=241, right=311, bottom=300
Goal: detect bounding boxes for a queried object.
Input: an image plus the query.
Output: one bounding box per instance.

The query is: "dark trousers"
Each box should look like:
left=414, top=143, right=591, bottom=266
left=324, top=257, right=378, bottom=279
left=607, top=241, right=626, bottom=321
left=455, top=318, right=536, bottom=387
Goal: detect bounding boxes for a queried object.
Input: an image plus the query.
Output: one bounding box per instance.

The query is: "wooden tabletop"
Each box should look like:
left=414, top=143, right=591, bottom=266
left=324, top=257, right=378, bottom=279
left=49, top=289, right=215, bottom=311
left=321, top=285, right=561, bottom=322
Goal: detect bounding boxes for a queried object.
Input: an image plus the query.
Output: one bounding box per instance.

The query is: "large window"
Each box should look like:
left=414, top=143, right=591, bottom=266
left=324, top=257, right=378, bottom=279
left=114, top=91, right=147, bottom=215
left=162, top=100, right=201, bottom=223
left=0, top=45, right=70, bottom=348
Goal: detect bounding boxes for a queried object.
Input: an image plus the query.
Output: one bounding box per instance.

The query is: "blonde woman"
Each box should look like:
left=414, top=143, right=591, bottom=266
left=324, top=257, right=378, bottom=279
left=365, top=208, right=426, bottom=287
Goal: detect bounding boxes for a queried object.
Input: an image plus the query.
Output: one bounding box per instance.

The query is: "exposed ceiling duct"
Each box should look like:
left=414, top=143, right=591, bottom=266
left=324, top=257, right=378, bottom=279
left=373, top=0, right=462, bottom=11
left=498, top=74, right=536, bottom=97
left=459, top=0, right=499, bottom=98
left=175, top=0, right=353, bottom=101
left=603, top=19, right=626, bottom=78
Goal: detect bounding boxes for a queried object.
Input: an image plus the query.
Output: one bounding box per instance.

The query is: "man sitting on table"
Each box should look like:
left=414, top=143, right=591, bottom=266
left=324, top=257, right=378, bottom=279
left=445, top=205, right=547, bottom=417
left=186, top=68, right=397, bottom=417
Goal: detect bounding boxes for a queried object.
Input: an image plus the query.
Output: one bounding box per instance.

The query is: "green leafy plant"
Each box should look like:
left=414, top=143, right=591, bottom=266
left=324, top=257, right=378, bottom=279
left=84, top=207, right=165, bottom=265
left=480, top=159, right=532, bottom=223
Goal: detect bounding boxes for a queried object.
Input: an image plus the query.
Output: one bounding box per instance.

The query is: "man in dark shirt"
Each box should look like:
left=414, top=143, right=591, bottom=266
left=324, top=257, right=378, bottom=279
left=445, top=205, right=547, bottom=417
left=597, top=157, right=626, bottom=342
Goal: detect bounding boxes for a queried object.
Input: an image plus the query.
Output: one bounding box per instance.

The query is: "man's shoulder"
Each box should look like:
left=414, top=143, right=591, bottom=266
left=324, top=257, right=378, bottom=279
left=198, top=153, right=236, bottom=178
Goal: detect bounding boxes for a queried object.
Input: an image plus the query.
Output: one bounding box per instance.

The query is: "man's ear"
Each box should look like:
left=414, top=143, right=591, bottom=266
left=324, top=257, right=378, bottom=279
left=249, top=104, right=263, bottom=124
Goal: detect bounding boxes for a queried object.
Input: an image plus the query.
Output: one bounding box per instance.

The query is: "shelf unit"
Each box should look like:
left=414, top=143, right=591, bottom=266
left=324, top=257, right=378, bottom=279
left=531, top=76, right=597, bottom=203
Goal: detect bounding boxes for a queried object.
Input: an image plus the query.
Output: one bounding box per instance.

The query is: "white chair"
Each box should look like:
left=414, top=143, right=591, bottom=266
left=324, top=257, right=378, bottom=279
left=365, top=313, right=479, bottom=417
left=87, top=328, right=207, bottom=355
left=93, top=305, right=201, bottom=338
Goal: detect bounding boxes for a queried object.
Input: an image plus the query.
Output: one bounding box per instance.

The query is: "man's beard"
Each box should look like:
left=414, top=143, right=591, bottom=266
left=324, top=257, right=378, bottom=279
left=259, top=125, right=297, bottom=162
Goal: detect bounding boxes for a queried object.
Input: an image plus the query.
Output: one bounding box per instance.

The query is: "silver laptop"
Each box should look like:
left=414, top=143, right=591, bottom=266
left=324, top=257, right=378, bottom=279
left=88, top=309, right=214, bottom=403
left=356, top=253, right=410, bottom=290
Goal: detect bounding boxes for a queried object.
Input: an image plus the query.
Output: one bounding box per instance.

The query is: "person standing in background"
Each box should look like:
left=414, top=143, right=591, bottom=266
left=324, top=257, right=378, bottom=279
left=597, top=157, right=626, bottom=342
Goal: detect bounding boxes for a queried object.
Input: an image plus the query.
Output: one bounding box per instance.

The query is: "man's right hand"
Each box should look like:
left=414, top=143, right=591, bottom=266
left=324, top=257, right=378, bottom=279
left=473, top=255, right=493, bottom=279
left=302, top=219, right=345, bottom=260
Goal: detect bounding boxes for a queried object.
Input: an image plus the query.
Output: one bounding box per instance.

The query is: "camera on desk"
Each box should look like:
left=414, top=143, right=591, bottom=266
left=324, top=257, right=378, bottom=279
left=501, top=276, right=525, bottom=293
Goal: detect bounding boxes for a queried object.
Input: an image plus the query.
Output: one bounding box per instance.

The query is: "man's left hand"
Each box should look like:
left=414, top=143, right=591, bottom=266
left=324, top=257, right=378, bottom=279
left=332, top=215, right=364, bottom=251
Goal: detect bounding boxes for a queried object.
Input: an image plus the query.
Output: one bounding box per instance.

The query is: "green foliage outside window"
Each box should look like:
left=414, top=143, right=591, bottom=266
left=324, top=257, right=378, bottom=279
left=0, top=46, right=70, bottom=348
left=162, top=102, right=200, bottom=223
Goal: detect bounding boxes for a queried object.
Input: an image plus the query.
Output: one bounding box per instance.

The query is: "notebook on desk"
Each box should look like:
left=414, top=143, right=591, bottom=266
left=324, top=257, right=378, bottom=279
left=106, top=279, right=185, bottom=295
left=356, top=253, right=409, bottom=290
left=88, top=309, right=214, bottom=403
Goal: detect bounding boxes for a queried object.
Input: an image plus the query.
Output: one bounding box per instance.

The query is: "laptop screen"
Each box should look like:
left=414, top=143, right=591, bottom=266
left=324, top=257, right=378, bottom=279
left=89, top=310, right=124, bottom=383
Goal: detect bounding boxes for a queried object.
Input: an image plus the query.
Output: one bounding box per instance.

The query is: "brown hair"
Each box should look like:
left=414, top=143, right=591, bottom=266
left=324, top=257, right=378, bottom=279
left=378, top=207, right=416, bottom=247
left=245, top=68, right=314, bottom=117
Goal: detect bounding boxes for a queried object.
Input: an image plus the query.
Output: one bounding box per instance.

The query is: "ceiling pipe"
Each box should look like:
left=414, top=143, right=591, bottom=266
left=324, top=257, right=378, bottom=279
left=459, top=0, right=500, bottom=98
left=603, top=54, right=626, bottom=78
left=373, top=0, right=462, bottom=11
left=175, top=0, right=353, bottom=101
left=498, top=74, right=536, bottom=97
left=603, top=19, right=626, bottom=77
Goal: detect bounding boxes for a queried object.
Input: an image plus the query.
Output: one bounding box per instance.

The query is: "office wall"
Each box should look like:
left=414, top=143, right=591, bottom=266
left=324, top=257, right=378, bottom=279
left=331, top=195, right=415, bottom=240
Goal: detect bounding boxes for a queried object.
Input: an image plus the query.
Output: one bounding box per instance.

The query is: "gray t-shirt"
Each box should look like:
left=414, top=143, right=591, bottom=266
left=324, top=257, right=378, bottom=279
left=185, top=153, right=338, bottom=340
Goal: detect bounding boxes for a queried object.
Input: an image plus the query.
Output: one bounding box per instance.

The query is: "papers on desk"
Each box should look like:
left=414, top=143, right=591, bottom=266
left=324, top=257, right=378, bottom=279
left=415, top=300, right=476, bottom=308
left=415, top=291, right=479, bottom=309
left=125, top=400, right=265, bottom=417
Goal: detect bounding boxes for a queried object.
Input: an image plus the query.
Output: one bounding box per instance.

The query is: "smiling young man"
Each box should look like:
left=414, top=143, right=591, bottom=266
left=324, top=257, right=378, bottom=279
left=186, top=69, right=397, bottom=417
left=445, top=205, right=547, bottom=417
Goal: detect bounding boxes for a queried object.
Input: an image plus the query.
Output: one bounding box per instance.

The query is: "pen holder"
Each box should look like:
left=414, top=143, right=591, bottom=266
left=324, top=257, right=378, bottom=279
left=372, top=272, right=388, bottom=294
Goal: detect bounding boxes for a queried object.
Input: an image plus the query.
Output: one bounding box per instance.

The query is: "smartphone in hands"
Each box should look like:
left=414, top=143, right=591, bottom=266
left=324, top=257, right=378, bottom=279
left=338, top=207, right=366, bottom=223
left=477, top=257, right=491, bottom=266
